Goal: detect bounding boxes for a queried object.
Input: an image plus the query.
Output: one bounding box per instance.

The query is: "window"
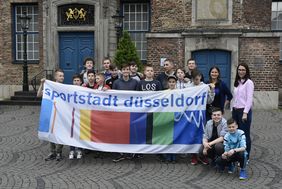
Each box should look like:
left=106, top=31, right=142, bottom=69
left=272, top=1, right=282, bottom=30
left=123, top=3, right=149, bottom=61
left=272, top=1, right=282, bottom=61
left=13, top=4, right=39, bottom=63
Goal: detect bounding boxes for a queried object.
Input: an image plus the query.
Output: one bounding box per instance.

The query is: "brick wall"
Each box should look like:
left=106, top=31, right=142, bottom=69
left=147, top=37, right=185, bottom=75
left=0, top=0, right=43, bottom=85
left=239, top=37, right=279, bottom=91
left=151, top=0, right=271, bottom=32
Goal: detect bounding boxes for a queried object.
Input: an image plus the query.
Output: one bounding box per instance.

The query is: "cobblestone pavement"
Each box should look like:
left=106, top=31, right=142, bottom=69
left=0, top=105, right=281, bottom=189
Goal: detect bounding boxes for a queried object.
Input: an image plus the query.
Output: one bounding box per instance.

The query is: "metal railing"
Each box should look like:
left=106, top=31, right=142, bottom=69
left=30, top=70, right=54, bottom=91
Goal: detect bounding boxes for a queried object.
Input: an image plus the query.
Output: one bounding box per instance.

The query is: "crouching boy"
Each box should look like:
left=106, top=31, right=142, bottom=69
left=215, top=118, right=248, bottom=180
left=199, top=107, right=227, bottom=165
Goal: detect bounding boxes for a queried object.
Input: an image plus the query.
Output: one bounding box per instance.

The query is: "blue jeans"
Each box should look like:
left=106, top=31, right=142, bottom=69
left=232, top=108, right=252, bottom=159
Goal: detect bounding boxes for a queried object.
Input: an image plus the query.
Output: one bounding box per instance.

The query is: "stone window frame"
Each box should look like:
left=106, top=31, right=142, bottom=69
left=121, top=1, right=150, bottom=62
left=271, top=0, right=282, bottom=61
left=12, top=4, right=39, bottom=64
left=191, top=0, right=233, bottom=26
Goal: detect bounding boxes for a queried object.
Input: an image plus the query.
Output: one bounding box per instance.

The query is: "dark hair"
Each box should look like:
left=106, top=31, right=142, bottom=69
left=168, top=75, right=177, bottom=81
left=109, top=63, right=118, bottom=70
left=83, top=57, right=95, bottom=66
left=176, top=67, right=185, bottom=73
left=208, top=66, right=221, bottom=83
left=72, top=74, right=82, bottom=81
left=164, top=59, right=173, bottom=65
left=103, top=57, right=112, bottom=63
left=129, top=61, right=137, bottom=66
left=211, top=107, right=222, bottom=113
left=227, top=118, right=237, bottom=126
left=120, top=63, right=130, bottom=70
left=87, top=69, right=95, bottom=76
left=187, top=58, right=196, bottom=63
left=191, top=69, right=202, bottom=79
left=234, top=63, right=251, bottom=87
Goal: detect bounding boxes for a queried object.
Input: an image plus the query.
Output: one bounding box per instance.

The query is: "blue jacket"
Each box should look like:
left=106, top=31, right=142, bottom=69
left=224, top=129, right=247, bottom=156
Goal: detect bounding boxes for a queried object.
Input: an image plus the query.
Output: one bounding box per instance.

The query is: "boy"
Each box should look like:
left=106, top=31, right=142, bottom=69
left=82, top=70, right=95, bottom=89
left=156, top=59, right=175, bottom=90
left=163, top=75, right=177, bottom=162
left=112, top=63, right=138, bottom=162
left=80, top=57, right=95, bottom=84
left=129, top=61, right=143, bottom=82
left=102, top=57, right=112, bottom=80
left=197, top=107, right=227, bottom=165
left=105, top=64, right=119, bottom=88
left=137, top=65, right=162, bottom=91
left=69, top=74, right=83, bottom=159
left=37, top=69, right=65, bottom=161
left=215, top=118, right=248, bottom=180
left=94, top=73, right=110, bottom=90
left=185, top=58, right=204, bottom=82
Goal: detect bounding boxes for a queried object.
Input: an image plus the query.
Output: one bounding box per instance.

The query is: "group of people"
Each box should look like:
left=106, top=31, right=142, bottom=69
left=37, top=57, right=254, bottom=180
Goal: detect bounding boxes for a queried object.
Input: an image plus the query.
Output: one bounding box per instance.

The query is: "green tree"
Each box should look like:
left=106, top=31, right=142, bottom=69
left=113, top=31, right=143, bottom=71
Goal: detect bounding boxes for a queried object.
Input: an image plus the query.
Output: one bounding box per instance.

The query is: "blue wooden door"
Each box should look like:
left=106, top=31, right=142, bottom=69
left=192, top=50, right=231, bottom=88
left=59, top=32, right=94, bottom=84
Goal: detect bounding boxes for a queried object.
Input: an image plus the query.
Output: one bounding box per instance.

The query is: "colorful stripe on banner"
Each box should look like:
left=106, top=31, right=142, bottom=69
left=38, top=99, right=53, bottom=132
left=50, top=102, right=57, bottom=134
left=79, top=110, right=204, bottom=145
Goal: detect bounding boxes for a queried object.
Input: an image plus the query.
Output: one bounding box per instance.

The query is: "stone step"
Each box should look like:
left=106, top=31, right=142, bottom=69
left=10, top=96, right=41, bottom=101
left=0, top=100, right=41, bottom=106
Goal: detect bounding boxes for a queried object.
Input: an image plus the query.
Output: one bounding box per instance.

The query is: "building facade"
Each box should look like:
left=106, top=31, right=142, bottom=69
left=0, top=0, right=280, bottom=109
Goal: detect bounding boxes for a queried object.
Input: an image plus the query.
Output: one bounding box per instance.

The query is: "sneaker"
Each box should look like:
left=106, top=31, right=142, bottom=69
left=199, top=156, right=209, bottom=165
left=76, top=150, right=82, bottom=159
left=239, top=169, right=247, bottom=180
left=56, top=153, right=63, bottom=161
left=45, top=153, right=56, bottom=161
left=69, top=151, right=75, bottom=160
left=228, top=163, right=235, bottom=174
left=191, top=155, right=198, bottom=165
left=113, top=154, right=126, bottom=163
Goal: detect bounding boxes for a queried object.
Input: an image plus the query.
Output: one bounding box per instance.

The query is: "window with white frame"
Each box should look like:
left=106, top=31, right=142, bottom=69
left=14, top=4, right=39, bottom=63
left=123, top=2, right=149, bottom=61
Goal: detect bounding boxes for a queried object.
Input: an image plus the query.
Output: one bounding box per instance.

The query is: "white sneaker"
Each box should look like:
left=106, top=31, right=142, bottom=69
left=76, top=150, right=82, bottom=159
left=69, top=151, right=75, bottom=159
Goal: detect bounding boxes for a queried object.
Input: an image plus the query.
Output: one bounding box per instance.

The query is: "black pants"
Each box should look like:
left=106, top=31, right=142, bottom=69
left=216, top=151, right=247, bottom=169
left=199, top=143, right=224, bottom=161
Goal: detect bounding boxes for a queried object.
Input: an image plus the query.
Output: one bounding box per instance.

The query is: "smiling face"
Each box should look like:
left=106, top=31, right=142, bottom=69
left=210, top=68, right=219, bottom=80
left=227, top=122, right=238, bottom=134
left=55, top=71, right=64, bottom=83
left=187, top=60, right=196, bottom=70
left=130, top=64, right=138, bottom=74
left=238, top=65, right=247, bottom=79
left=211, top=110, right=222, bottom=123
left=164, top=61, right=174, bottom=73
left=121, top=66, right=130, bottom=78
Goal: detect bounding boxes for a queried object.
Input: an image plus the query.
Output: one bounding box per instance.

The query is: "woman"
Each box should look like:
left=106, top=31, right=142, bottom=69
left=232, top=63, right=254, bottom=160
left=206, top=66, right=233, bottom=121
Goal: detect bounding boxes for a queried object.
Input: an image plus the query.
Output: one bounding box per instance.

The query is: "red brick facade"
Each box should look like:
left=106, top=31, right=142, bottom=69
left=239, top=37, right=279, bottom=91
left=147, top=37, right=185, bottom=75
left=0, top=0, right=43, bottom=85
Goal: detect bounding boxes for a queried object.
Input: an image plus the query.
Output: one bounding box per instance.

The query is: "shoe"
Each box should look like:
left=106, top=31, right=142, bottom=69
left=56, top=153, right=63, bottom=161
left=76, top=150, right=82, bottom=159
left=126, top=154, right=135, bottom=160
left=239, top=169, right=247, bottom=180
left=228, top=163, right=235, bottom=174
left=69, top=151, right=75, bottom=160
left=45, top=153, right=56, bottom=161
left=191, top=155, right=198, bottom=165
left=199, top=156, right=209, bottom=165
left=113, top=155, right=126, bottom=163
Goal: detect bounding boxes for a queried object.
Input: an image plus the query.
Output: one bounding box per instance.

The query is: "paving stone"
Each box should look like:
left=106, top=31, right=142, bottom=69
left=0, top=106, right=281, bottom=188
